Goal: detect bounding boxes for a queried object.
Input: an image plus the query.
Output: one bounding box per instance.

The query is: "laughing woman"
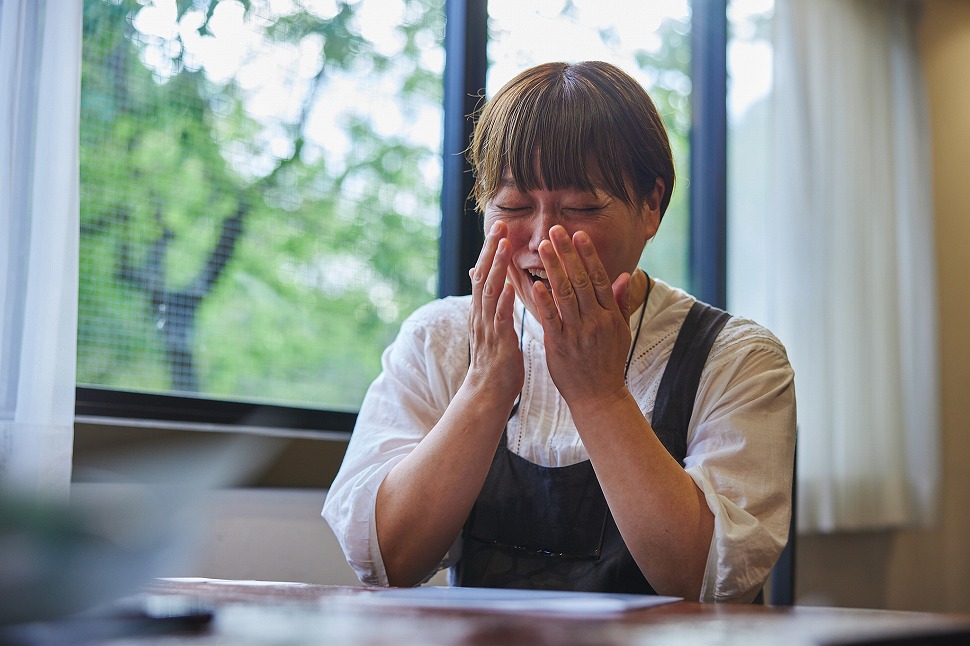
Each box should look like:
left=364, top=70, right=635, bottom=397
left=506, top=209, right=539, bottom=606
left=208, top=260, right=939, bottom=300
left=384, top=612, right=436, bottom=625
left=323, top=61, right=796, bottom=603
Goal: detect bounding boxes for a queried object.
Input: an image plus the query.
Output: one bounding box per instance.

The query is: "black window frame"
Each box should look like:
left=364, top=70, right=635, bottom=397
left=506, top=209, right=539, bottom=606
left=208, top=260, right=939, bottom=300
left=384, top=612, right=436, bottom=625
left=74, top=0, right=727, bottom=437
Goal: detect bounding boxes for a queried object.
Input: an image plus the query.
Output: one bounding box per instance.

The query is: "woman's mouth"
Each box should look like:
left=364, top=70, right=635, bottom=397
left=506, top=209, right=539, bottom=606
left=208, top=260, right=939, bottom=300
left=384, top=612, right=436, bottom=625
left=526, top=268, right=550, bottom=289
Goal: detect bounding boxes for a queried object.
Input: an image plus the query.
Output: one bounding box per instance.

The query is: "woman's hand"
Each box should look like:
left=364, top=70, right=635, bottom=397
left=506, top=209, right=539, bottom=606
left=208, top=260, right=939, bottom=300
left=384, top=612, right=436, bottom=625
left=467, top=220, right=524, bottom=408
left=532, top=225, right=634, bottom=411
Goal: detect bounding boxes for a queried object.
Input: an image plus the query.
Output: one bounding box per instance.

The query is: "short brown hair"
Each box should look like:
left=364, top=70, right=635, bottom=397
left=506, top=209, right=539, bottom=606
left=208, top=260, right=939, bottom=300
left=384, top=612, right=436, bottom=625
left=469, top=61, right=675, bottom=217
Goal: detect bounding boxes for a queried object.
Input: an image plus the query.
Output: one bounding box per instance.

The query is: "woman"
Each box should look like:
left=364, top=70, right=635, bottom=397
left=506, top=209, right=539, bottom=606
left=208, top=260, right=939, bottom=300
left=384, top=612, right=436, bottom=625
left=323, top=61, right=795, bottom=602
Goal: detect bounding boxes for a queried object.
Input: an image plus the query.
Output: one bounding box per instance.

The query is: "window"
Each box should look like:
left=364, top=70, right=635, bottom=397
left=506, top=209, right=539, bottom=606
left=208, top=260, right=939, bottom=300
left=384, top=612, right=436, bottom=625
left=726, top=0, right=773, bottom=320
left=78, top=0, right=708, bottom=433
left=79, top=0, right=445, bottom=428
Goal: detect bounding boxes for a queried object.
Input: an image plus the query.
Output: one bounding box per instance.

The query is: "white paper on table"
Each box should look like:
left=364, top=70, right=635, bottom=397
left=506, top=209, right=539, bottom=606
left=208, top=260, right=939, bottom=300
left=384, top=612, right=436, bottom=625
left=354, top=586, right=681, bottom=616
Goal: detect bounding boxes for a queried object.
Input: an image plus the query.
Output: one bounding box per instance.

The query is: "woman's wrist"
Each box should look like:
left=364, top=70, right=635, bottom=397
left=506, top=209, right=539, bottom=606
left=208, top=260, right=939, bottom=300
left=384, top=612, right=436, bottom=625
left=456, top=373, right=520, bottom=418
left=567, top=386, right=638, bottom=431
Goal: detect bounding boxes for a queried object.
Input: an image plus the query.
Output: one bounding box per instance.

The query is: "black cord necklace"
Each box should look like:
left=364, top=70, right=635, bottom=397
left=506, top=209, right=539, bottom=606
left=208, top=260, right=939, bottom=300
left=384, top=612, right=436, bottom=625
left=625, top=272, right=653, bottom=380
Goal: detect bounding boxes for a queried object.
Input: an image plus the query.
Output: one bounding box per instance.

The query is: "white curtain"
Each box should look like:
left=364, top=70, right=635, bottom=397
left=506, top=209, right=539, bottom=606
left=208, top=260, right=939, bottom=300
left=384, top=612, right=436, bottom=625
left=729, top=0, right=939, bottom=532
left=0, top=0, right=82, bottom=500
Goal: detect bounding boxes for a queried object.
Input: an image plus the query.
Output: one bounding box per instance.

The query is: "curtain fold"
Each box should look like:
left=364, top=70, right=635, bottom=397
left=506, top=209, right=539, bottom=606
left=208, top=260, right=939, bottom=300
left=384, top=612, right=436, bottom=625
left=0, top=0, right=82, bottom=500
left=752, top=0, right=939, bottom=532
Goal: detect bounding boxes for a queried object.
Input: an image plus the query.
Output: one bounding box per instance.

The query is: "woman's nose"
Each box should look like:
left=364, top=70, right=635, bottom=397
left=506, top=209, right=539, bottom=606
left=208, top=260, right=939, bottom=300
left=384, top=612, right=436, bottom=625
left=529, top=210, right=560, bottom=250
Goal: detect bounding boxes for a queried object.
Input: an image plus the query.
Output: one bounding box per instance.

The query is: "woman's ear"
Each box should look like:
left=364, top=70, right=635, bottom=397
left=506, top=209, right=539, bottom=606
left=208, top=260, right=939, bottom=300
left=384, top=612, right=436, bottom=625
left=641, top=177, right=665, bottom=239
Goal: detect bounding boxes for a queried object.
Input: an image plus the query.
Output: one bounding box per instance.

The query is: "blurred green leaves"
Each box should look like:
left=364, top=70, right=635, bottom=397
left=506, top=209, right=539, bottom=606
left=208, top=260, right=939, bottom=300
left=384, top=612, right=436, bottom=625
left=79, top=0, right=444, bottom=407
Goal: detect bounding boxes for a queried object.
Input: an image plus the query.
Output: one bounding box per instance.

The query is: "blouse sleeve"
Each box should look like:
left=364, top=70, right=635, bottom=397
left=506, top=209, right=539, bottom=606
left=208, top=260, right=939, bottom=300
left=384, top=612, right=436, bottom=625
left=321, top=298, right=469, bottom=586
left=683, top=322, right=797, bottom=603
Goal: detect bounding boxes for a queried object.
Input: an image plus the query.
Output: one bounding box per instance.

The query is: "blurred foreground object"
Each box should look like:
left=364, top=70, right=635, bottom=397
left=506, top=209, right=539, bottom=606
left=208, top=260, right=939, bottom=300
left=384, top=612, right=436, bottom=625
left=0, top=434, right=280, bottom=626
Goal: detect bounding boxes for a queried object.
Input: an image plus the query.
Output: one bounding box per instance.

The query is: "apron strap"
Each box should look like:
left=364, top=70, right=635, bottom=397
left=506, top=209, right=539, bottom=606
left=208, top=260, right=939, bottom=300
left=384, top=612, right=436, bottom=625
left=651, top=301, right=731, bottom=465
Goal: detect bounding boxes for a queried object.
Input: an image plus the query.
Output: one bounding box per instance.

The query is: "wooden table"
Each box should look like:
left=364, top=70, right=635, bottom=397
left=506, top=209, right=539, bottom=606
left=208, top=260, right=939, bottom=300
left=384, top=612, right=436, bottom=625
left=8, top=579, right=970, bottom=645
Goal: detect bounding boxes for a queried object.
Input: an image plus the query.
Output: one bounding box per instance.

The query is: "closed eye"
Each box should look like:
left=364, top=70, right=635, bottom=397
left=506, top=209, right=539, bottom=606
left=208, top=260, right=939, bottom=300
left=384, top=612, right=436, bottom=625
left=562, top=206, right=608, bottom=216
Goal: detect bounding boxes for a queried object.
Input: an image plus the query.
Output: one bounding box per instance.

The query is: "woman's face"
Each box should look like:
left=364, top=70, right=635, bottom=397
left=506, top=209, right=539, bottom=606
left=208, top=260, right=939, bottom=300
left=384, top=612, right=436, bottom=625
left=483, top=175, right=661, bottom=319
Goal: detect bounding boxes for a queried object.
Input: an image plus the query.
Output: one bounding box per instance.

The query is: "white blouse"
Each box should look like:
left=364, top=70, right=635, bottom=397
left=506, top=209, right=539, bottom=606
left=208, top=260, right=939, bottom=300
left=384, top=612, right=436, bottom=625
left=323, top=278, right=797, bottom=602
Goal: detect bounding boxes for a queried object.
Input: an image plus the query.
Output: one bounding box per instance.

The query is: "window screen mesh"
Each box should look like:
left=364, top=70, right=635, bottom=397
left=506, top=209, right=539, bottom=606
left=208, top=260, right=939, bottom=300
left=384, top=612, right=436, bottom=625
left=79, top=0, right=444, bottom=410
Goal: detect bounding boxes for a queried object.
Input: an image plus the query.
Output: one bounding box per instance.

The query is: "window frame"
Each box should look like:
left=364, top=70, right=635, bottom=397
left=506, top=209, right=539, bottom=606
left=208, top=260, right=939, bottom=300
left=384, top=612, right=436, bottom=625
left=74, top=0, right=726, bottom=437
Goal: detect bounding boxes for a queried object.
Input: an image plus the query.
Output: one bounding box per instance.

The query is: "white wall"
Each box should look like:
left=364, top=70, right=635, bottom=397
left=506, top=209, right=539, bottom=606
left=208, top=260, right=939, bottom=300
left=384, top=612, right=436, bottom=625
left=181, top=488, right=362, bottom=585
left=173, top=488, right=447, bottom=586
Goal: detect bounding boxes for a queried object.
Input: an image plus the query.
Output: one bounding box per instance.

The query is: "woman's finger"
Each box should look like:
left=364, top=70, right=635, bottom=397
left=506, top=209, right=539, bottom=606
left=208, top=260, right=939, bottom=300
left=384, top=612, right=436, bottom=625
left=538, top=236, right=581, bottom=327
left=495, top=281, right=517, bottom=329
left=482, top=237, right=511, bottom=320
left=470, top=221, right=505, bottom=318
left=532, top=278, right=562, bottom=335
left=573, top=230, right=620, bottom=313
left=612, top=271, right=632, bottom=324
left=547, top=226, right=602, bottom=317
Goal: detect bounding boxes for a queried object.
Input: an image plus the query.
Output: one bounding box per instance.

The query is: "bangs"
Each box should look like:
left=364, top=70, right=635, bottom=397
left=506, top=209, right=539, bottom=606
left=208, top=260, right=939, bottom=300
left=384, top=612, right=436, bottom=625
left=473, top=69, right=637, bottom=210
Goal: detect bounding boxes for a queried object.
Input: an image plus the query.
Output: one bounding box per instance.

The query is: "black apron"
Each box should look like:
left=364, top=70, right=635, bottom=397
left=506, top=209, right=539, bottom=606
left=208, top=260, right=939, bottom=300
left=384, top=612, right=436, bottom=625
left=454, top=301, right=731, bottom=593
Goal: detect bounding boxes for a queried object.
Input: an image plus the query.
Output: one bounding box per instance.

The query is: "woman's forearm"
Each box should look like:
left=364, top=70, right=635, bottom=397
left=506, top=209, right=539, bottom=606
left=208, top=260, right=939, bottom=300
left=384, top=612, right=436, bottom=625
left=570, top=391, right=714, bottom=600
left=375, top=383, right=512, bottom=587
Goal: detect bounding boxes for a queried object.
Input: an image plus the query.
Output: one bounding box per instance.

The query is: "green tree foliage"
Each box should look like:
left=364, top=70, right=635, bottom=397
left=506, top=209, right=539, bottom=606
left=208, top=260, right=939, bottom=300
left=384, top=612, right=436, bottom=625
left=631, top=13, right=692, bottom=292
left=79, top=0, right=444, bottom=407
